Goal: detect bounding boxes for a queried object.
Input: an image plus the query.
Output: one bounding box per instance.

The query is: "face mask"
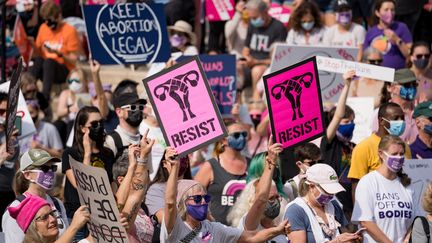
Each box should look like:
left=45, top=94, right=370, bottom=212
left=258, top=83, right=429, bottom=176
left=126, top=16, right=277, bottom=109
left=337, top=11, right=352, bottom=26
left=241, top=11, right=249, bottom=22
left=380, top=11, right=394, bottom=25
left=399, top=86, right=417, bottom=101
left=301, top=21, right=315, bottom=31
left=169, top=34, right=186, bottom=48
left=315, top=186, right=334, bottom=206
left=227, top=134, right=246, bottom=151
left=126, top=110, right=143, bottom=127
left=424, top=124, right=432, bottom=135
left=383, top=151, right=404, bottom=172
left=413, top=58, right=429, bottom=70
left=263, top=199, right=281, bottom=219
left=337, top=123, right=355, bottom=139
left=29, top=170, right=55, bottom=190
left=251, top=16, right=265, bottom=27
left=32, top=114, right=38, bottom=123
left=89, top=123, right=105, bottom=143
left=46, top=19, right=58, bottom=30
left=383, top=118, right=406, bottom=136
left=68, top=81, right=82, bottom=93
left=186, top=204, right=208, bottom=221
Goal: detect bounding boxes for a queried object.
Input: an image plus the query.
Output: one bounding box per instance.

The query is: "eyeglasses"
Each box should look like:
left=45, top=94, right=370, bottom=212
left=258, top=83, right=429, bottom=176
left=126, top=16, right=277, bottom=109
left=187, top=194, right=211, bottom=204
left=367, top=59, right=383, bottom=65
left=230, top=131, right=248, bottom=139
left=0, top=109, right=6, bottom=116
left=121, top=104, right=145, bottom=112
left=67, top=78, right=80, bottom=84
left=35, top=209, right=58, bottom=222
left=415, top=54, right=431, bottom=59
left=39, top=164, right=57, bottom=173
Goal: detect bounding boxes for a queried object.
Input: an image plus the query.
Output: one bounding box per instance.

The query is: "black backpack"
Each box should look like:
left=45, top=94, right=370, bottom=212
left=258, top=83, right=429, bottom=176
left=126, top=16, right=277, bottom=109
left=409, top=216, right=430, bottom=243
left=110, top=131, right=142, bottom=162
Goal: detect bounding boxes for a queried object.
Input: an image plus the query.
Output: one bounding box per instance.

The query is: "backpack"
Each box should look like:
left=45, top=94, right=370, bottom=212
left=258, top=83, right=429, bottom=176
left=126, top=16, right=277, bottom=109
left=409, top=216, right=430, bottom=243
left=110, top=131, right=142, bottom=162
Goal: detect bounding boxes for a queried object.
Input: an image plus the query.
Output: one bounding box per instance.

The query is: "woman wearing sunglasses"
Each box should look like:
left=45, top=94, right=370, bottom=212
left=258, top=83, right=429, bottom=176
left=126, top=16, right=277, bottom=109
left=410, top=41, right=432, bottom=103
left=8, top=195, right=90, bottom=243
left=162, top=147, right=291, bottom=242
left=62, top=106, right=115, bottom=241
left=2, top=149, right=68, bottom=243
left=195, top=121, right=249, bottom=225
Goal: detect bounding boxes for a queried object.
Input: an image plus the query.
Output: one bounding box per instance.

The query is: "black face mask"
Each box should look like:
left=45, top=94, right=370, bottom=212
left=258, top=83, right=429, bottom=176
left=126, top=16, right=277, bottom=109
left=125, top=110, right=143, bottom=127
left=89, top=123, right=105, bottom=143
left=31, top=115, right=38, bottom=123
left=46, top=19, right=58, bottom=30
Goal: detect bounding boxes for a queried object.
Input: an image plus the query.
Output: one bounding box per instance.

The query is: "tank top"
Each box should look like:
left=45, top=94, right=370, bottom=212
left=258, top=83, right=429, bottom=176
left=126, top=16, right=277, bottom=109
left=207, top=158, right=247, bottom=225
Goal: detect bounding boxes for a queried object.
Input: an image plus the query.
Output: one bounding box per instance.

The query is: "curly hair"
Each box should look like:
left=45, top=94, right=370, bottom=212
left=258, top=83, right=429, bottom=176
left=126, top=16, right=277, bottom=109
left=289, top=1, right=323, bottom=32
left=422, top=183, right=432, bottom=214
left=226, top=179, right=258, bottom=227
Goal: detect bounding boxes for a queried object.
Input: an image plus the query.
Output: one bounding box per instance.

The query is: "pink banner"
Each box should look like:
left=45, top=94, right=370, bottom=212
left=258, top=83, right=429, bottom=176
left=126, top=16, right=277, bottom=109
left=268, top=3, right=291, bottom=26
left=143, top=57, right=227, bottom=156
left=263, top=57, right=325, bottom=149
left=206, top=0, right=235, bottom=22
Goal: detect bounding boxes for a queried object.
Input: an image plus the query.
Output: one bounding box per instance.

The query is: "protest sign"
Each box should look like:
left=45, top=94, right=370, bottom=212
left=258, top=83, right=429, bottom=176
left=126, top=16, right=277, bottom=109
left=82, top=3, right=170, bottom=65
left=264, top=57, right=325, bottom=149
left=270, top=44, right=358, bottom=102
left=143, top=56, right=227, bottom=156
left=346, top=97, right=374, bottom=144
left=69, top=158, right=129, bottom=243
left=268, top=3, right=291, bottom=26
left=86, top=0, right=116, bottom=4
left=403, top=159, right=432, bottom=216
left=316, top=56, right=395, bottom=82
left=5, top=59, right=23, bottom=153
left=13, top=16, right=32, bottom=67
left=206, top=0, right=235, bottom=21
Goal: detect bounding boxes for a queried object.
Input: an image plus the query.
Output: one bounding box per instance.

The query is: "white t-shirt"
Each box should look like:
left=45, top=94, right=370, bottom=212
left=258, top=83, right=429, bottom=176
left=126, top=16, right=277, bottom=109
left=139, top=121, right=167, bottom=181
left=238, top=214, right=287, bottom=243
left=161, top=215, right=242, bottom=242
left=2, top=194, right=69, bottom=243
left=104, top=125, right=141, bottom=157
left=322, top=23, right=366, bottom=47
left=351, top=170, right=417, bottom=243
left=286, top=28, right=325, bottom=45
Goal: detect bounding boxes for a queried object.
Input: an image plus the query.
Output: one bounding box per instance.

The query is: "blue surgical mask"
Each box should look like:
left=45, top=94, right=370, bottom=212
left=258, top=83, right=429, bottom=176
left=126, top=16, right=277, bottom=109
left=383, top=118, right=406, bottom=136
left=424, top=124, right=432, bottom=135
left=186, top=204, right=208, bottom=221
left=251, top=17, right=265, bottom=27
left=399, top=86, right=417, bottom=101
left=337, top=123, right=355, bottom=139
left=301, top=21, right=314, bottom=31
left=227, top=134, right=246, bottom=151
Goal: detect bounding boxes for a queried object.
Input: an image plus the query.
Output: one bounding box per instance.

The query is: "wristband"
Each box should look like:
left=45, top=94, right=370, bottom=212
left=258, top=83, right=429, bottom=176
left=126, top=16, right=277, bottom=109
left=137, top=157, right=148, bottom=164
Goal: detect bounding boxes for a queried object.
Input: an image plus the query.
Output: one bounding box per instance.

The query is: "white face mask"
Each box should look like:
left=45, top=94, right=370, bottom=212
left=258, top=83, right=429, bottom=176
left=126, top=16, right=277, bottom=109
left=69, top=81, right=83, bottom=93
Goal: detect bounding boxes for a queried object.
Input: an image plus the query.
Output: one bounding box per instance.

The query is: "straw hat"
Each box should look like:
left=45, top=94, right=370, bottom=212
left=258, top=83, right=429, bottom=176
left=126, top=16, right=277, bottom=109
left=168, top=20, right=196, bottom=45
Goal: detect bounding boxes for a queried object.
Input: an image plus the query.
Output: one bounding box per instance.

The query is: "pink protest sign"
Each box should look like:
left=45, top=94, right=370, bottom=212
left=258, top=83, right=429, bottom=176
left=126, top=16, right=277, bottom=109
left=263, top=57, right=325, bottom=149
left=143, top=56, right=227, bottom=156
left=206, top=0, right=235, bottom=21
left=268, top=3, right=291, bottom=26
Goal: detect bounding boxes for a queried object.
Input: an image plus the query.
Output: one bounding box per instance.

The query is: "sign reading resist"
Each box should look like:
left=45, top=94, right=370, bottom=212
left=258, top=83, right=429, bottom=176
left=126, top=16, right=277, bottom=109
left=82, top=3, right=170, bottom=64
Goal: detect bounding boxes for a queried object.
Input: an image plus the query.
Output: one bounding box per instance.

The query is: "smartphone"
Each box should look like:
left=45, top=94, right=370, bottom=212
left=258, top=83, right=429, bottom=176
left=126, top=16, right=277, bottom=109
left=355, top=227, right=367, bottom=235
left=14, top=116, right=22, bottom=136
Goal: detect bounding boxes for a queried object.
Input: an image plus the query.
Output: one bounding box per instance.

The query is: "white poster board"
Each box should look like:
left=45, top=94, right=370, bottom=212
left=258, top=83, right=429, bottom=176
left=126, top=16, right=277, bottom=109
left=346, top=97, right=374, bottom=144
left=270, top=44, right=358, bottom=102
left=403, top=159, right=432, bottom=216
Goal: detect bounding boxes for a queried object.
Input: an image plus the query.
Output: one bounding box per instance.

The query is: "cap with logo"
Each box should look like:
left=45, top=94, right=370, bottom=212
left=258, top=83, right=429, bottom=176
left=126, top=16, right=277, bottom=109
left=20, top=149, right=61, bottom=171
left=394, top=68, right=417, bottom=84
left=306, top=163, right=346, bottom=194
left=413, top=101, right=432, bottom=119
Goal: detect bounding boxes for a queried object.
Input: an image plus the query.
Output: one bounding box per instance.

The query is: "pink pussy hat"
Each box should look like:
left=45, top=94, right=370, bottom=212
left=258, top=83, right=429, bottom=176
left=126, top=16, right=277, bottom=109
left=8, top=195, right=50, bottom=232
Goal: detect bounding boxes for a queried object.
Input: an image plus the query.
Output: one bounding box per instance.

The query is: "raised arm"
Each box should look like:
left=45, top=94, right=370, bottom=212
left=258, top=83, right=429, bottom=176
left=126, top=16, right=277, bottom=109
left=89, top=59, right=109, bottom=118
left=163, top=147, right=180, bottom=234
left=55, top=206, right=90, bottom=243
left=116, top=144, right=139, bottom=208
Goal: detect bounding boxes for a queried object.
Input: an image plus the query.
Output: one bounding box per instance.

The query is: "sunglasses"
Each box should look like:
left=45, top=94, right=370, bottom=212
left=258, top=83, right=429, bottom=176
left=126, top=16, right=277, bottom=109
left=39, top=164, right=58, bottom=173
left=250, top=113, right=262, bottom=120
left=35, top=209, right=58, bottom=222
left=121, top=104, right=145, bottom=112
left=367, top=59, right=383, bottom=65
left=187, top=194, right=211, bottom=204
left=415, top=54, right=431, bottom=59
left=230, top=131, right=248, bottom=139
left=67, top=78, right=80, bottom=84
left=0, top=109, right=5, bottom=116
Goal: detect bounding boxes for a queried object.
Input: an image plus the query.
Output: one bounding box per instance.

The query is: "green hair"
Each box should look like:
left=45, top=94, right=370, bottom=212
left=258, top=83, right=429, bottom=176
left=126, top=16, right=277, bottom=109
left=246, top=152, right=287, bottom=198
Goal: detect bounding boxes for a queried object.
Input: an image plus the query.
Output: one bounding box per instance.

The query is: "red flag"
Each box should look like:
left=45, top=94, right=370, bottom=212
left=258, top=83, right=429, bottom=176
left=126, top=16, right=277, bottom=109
left=13, top=16, right=33, bottom=67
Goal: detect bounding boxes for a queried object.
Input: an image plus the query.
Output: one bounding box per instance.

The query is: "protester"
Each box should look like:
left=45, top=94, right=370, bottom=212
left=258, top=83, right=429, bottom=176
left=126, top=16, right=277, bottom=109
left=286, top=1, right=325, bottom=45
left=88, top=82, right=118, bottom=133
left=410, top=101, right=432, bottom=159
left=284, top=163, right=361, bottom=243
left=362, top=0, right=412, bottom=69
left=161, top=147, right=291, bottom=242
left=352, top=135, right=416, bottom=243
left=410, top=41, right=432, bottom=103
left=8, top=195, right=89, bottom=243
left=20, top=72, right=50, bottom=119
left=409, top=182, right=432, bottom=242
left=168, top=20, right=198, bottom=55
left=195, top=121, right=249, bottom=225
left=30, top=0, right=80, bottom=100
left=62, top=106, right=114, bottom=241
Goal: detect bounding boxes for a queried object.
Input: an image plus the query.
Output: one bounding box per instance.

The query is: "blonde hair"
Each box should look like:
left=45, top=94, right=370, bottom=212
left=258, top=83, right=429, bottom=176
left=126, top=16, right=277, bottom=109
left=178, top=184, right=206, bottom=221
left=378, top=135, right=411, bottom=187
left=23, top=220, right=47, bottom=243
left=227, top=179, right=258, bottom=227
left=422, top=183, right=432, bottom=214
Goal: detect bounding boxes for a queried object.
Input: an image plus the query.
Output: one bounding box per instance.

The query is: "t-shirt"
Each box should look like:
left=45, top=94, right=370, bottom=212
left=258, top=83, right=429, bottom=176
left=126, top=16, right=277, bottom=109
left=284, top=200, right=348, bottom=243
left=62, top=147, right=114, bottom=218
left=160, top=215, right=242, bottom=242
left=347, top=133, right=412, bottom=180
left=351, top=171, right=417, bottom=243
left=245, top=18, right=287, bottom=60
left=104, top=125, right=141, bottom=157
left=237, top=214, right=287, bottom=243
left=35, top=22, right=80, bottom=70
left=145, top=182, right=166, bottom=216
left=286, top=28, right=325, bottom=46
left=410, top=136, right=432, bottom=159
left=411, top=217, right=432, bottom=243
left=19, top=121, right=63, bottom=155
left=362, top=21, right=412, bottom=69
left=322, top=23, right=366, bottom=47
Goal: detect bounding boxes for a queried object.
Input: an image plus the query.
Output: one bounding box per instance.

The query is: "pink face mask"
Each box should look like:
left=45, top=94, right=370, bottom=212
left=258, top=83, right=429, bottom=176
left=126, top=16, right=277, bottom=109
left=315, top=186, right=334, bottom=206
left=380, top=11, right=394, bottom=25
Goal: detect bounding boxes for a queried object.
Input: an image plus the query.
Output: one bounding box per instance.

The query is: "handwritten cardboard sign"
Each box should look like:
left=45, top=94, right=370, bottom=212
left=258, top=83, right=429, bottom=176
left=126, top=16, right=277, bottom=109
left=206, top=0, right=235, bottom=21
left=82, top=3, right=170, bottom=64
left=143, top=56, right=227, bottom=156
left=316, top=56, right=395, bottom=82
left=346, top=97, right=374, bottom=144
left=403, top=159, right=432, bottom=216
left=70, top=157, right=129, bottom=243
left=270, top=44, right=358, bottom=102
left=264, top=57, right=325, bottom=149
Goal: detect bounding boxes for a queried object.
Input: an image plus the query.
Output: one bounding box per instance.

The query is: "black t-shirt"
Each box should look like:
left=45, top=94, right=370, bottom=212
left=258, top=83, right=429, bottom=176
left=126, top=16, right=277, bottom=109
left=245, top=18, right=287, bottom=60
left=62, top=147, right=114, bottom=218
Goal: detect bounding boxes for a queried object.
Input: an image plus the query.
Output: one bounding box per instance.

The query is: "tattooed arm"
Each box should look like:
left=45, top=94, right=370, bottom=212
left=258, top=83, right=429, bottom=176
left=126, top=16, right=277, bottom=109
left=116, top=144, right=139, bottom=208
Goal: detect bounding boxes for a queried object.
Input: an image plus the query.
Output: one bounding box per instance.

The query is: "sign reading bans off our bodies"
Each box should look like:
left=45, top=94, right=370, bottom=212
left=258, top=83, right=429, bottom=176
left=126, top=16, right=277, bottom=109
left=143, top=56, right=227, bottom=156
left=264, top=57, right=325, bottom=149
left=82, top=3, right=170, bottom=65
left=70, top=158, right=129, bottom=243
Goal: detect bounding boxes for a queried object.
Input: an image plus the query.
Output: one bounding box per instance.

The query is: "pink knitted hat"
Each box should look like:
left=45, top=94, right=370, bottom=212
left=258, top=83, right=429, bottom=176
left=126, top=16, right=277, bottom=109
left=176, top=179, right=201, bottom=207
left=8, top=195, right=50, bottom=232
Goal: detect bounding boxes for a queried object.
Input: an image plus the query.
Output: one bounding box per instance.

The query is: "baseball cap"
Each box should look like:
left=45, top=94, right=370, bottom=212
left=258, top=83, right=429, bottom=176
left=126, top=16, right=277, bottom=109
left=394, top=68, right=417, bottom=84
left=335, top=0, right=351, bottom=12
left=413, top=101, right=432, bottom=118
left=306, top=164, right=345, bottom=194
left=112, top=92, right=147, bottom=108
left=113, top=79, right=138, bottom=97
left=20, top=149, right=61, bottom=171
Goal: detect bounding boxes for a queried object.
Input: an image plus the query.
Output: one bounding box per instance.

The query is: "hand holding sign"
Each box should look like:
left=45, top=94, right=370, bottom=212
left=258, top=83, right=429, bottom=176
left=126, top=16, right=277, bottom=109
left=0, top=143, right=12, bottom=167
left=343, top=70, right=356, bottom=85
left=70, top=205, right=91, bottom=230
